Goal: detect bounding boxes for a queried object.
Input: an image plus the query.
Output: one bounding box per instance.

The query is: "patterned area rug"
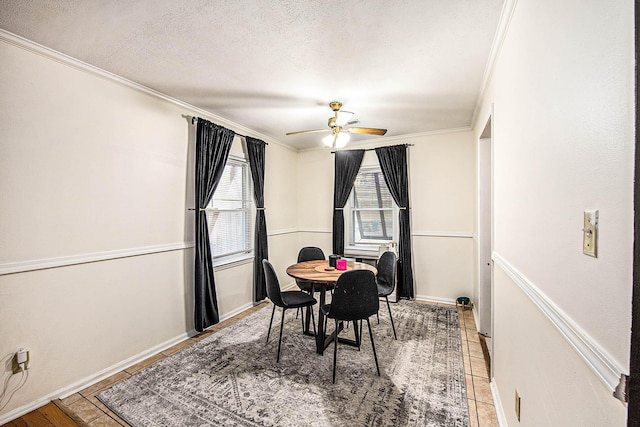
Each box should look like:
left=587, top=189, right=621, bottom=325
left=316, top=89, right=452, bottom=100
left=97, top=301, right=469, bottom=426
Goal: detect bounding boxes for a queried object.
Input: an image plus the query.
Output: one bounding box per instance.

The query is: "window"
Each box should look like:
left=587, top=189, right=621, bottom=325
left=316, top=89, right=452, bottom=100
left=205, top=157, right=253, bottom=264
left=346, top=165, right=397, bottom=249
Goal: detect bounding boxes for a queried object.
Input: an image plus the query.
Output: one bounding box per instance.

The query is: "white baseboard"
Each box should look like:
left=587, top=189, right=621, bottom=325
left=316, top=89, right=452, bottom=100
left=490, top=378, right=508, bottom=427
left=0, top=395, right=55, bottom=426
left=218, top=302, right=256, bottom=323
left=414, top=295, right=457, bottom=306
left=0, top=302, right=255, bottom=425
left=0, top=331, right=192, bottom=424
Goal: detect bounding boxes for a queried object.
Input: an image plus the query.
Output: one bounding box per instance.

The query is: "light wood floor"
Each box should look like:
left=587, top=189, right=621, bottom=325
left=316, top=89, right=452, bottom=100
left=2, top=301, right=498, bottom=427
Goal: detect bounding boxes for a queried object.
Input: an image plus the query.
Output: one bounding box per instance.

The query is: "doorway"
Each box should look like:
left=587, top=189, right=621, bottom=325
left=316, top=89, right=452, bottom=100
left=478, top=115, right=493, bottom=373
left=627, top=1, right=638, bottom=423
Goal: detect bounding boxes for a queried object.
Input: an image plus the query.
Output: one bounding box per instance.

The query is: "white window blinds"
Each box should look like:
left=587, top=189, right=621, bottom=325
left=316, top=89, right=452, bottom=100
left=206, top=158, right=253, bottom=260
left=349, top=166, right=395, bottom=244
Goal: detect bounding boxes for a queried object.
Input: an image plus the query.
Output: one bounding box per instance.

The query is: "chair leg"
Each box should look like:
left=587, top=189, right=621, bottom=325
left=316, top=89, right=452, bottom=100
left=277, top=308, right=286, bottom=363
left=300, top=305, right=318, bottom=338
left=359, top=320, right=363, bottom=350
left=366, top=318, right=381, bottom=376
left=266, top=304, right=276, bottom=343
left=376, top=311, right=380, bottom=324
left=332, top=319, right=339, bottom=384
left=296, top=290, right=314, bottom=319
left=323, top=313, right=328, bottom=336
left=353, top=320, right=361, bottom=350
left=386, top=296, right=397, bottom=340
left=307, top=292, right=315, bottom=329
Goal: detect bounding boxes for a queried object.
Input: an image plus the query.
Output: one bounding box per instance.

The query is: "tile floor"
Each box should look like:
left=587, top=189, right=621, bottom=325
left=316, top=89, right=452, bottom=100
left=458, top=306, right=499, bottom=427
left=13, top=302, right=499, bottom=427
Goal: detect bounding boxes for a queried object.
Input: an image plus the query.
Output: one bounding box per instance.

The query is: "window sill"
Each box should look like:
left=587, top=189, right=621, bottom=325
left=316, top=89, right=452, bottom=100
left=344, top=246, right=380, bottom=258
left=213, top=253, right=254, bottom=271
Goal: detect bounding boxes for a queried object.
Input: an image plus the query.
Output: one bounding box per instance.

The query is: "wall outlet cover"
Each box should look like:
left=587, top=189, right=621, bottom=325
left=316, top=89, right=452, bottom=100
left=11, top=350, right=29, bottom=374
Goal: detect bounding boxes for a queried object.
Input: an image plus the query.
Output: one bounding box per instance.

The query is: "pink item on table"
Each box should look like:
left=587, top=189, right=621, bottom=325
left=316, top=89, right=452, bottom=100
left=336, top=259, right=347, bottom=270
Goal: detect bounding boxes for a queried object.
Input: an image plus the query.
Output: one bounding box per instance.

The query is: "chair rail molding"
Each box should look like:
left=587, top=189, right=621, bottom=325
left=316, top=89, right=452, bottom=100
left=1, top=228, right=474, bottom=275
left=270, top=228, right=329, bottom=236
left=413, top=231, right=474, bottom=238
left=294, top=228, right=333, bottom=234
left=0, top=242, right=193, bottom=276
left=492, top=252, right=628, bottom=398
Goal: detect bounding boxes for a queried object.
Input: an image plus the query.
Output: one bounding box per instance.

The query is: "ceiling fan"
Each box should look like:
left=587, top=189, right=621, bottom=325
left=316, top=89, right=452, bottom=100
left=286, top=101, right=387, bottom=148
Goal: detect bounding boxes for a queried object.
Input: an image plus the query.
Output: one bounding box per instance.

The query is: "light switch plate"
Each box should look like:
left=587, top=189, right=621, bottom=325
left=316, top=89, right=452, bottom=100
left=583, top=210, right=598, bottom=257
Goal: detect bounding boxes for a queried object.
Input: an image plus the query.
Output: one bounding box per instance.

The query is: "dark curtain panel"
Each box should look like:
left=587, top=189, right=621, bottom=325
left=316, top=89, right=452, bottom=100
left=332, top=150, right=365, bottom=255
left=194, top=119, right=235, bottom=332
left=246, top=137, right=268, bottom=302
left=375, top=145, right=414, bottom=299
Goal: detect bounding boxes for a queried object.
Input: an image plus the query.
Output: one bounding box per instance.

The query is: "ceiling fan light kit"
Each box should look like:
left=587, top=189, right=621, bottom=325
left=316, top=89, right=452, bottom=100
left=323, top=131, right=350, bottom=148
left=287, top=101, right=387, bottom=149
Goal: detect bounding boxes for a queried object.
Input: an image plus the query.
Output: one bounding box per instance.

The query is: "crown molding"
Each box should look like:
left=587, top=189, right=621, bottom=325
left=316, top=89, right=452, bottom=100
left=470, top=0, right=519, bottom=129
left=0, top=28, right=484, bottom=154
left=0, top=29, right=295, bottom=151
left=298, top=126, right=473, bottom=153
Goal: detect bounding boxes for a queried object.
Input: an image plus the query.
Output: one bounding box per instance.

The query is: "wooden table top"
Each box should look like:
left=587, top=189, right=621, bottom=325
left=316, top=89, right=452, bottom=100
left=286, top=260, right=377, bottom=284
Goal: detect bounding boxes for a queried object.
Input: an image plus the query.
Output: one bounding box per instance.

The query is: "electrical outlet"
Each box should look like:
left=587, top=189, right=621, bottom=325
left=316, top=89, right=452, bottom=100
left=582, top=210, right=598, bottom=257
left=515, top=389, right=521, bottom=422
left=11, top=349, right=29, bottom=374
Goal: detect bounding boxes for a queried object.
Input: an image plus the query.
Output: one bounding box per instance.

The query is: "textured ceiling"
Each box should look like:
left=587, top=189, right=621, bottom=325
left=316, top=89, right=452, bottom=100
left=0, top=0, right=505, bottom=150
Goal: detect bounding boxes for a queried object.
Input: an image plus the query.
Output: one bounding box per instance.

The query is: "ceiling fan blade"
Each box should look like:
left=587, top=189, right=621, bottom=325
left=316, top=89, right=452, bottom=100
left=335, top=110, right=354, bottom=126
left=347, top=127, right=388, bottom=136
left=286, top=129, right=329, bottom=136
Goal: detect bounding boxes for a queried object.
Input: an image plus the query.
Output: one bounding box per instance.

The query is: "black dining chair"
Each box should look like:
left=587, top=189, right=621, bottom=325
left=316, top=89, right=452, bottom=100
left=263, top=259, right=317, bottom=363
left=295, top=246, right=326, bottom=318
left=321, top=269, right=380, bottom=383
left=376, top=251, right=398, bottom=340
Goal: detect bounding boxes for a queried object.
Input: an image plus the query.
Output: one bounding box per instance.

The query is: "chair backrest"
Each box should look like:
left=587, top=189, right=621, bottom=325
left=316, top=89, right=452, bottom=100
left=296, top=247, right=326, bottom=289
left=377, top=251, right=397, bottom=292
left=262, top=259, right=285, bottom=308
left=297, top=246, right=325, bottom=262
left=329, top=269, right=379, bottom=321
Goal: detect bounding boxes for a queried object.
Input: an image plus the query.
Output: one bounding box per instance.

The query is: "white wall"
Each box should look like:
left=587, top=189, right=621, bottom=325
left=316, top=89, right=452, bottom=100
left=473, top=0, right=634, bottom=424
left=296, top=131, right=476, bottom=303
left=264, top=141, right=300, bottom=287
left=0, top=36, right=299, bottom=420
left=8, top=1, right=630, bottom=422
left=408, top=132, right=475, bottom=302
left=0, top=39, right=194, bottom=417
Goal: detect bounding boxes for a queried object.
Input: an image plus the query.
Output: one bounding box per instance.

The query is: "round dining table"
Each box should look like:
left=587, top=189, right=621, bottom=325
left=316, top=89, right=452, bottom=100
left=286, top=259, right=377, bottom=355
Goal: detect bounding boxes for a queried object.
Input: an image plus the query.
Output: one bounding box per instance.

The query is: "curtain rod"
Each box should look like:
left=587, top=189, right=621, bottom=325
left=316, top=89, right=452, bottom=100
left=331, top=143, right=414, bottom=154
left=190, top=117, right=268, bottom=144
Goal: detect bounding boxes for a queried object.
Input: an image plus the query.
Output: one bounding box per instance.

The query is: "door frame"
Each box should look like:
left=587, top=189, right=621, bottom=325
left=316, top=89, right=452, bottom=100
left=477, top=109, right=494, bottom=379
left=477, top=113, right=494, bottom=337
left=628, top=1, right=639, bottom=424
